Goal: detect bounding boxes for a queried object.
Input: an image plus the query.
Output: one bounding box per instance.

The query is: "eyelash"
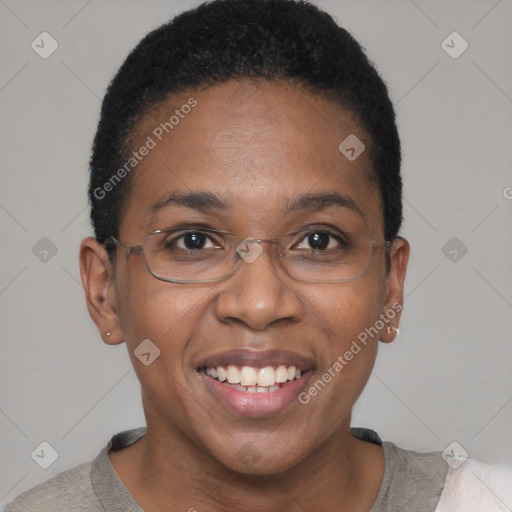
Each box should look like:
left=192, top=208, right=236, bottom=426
left=163, top=227, right=348, bottom=251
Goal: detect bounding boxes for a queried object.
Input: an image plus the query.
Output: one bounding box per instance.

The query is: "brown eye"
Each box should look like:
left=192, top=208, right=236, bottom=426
left=164, top=231, right=218, bottom=251
left=180, top=232, right=209, bottom=250
left=307, top=232, right=330, bottom=250
left=295, top=230, right=343, bottom=251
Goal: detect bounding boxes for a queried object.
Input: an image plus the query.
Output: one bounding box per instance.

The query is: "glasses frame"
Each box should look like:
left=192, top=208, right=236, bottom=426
left=107, top=228, right=393, bottom=285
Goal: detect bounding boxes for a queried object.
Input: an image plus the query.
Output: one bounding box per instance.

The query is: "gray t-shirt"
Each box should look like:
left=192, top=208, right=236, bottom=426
left=5, top=427, right=448, bottom=511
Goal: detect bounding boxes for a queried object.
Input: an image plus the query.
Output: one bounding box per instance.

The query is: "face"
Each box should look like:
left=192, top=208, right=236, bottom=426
left=81, top=79, right=408, bottom=475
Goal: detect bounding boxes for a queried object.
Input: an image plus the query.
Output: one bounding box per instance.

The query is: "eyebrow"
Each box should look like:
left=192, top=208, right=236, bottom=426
left=150, top=191, right=230, bottom=216
left=148, top=191, right=364, bottom=219
left=285, top=193, right=365, bottom=219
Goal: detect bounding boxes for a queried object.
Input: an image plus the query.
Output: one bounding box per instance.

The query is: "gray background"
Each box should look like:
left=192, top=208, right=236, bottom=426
left=1, top=0, right=511, bottom=504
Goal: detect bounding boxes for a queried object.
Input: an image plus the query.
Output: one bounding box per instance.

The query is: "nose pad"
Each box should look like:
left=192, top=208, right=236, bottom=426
left=235, top=238, right=265, bottom=265
left=234, top=237, right=285, bottom=278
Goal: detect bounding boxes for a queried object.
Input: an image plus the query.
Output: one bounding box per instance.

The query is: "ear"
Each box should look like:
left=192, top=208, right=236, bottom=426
left=79, top=237, right=124, bottom=345
left=379, top=236, right=410, bottom=343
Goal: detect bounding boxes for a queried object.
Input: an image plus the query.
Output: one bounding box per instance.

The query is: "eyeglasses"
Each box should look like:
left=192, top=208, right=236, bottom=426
left=107, top=226, right=392, bottom=284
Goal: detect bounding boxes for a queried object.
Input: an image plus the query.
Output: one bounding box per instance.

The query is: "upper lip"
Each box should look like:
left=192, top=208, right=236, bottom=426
left=196, top=349, right=315, bottom=371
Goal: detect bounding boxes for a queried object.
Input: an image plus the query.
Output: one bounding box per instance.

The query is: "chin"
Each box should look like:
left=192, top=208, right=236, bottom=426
left=208, top=436, right=310, bottom=476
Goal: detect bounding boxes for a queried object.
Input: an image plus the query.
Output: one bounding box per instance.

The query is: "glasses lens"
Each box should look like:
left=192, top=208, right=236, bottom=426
left=142, top=229, right=374, bottom=283
left=282, top=232, right=373, bottom=282
left=144, top=230, right=236, bottom=282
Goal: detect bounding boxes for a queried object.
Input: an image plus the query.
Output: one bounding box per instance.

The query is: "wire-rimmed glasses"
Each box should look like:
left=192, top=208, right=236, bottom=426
left=107, top=226, right=392, bottom=284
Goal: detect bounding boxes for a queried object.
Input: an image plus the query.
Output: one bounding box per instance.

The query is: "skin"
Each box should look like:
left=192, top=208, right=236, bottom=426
left=80, top=79, right=409, bottom=511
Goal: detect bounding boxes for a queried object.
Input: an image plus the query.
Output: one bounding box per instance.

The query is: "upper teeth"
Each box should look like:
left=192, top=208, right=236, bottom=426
left=205, top=365, right=301, bottom=387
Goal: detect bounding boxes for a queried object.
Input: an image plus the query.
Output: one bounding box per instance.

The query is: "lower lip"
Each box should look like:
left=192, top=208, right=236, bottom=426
left=199, top=372, right=312, bottom=418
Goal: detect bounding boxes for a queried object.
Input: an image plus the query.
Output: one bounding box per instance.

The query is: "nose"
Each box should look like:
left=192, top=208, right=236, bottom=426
left=213, top=242, right=304, bottom=330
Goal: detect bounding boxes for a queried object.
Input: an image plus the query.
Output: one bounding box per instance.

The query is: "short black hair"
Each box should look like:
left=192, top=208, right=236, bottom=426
left=89, top=0, right=402, bottom=258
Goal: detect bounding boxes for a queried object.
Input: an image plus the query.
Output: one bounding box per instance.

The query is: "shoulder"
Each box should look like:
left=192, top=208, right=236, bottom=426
left=381, top=440, right=450, bottom=485
left=375, top=441, right=449, bottom=511
left=435, top=458, right=512, bottom=511
left=350, top=428, right=450, bottom=511
left=3, top=460, right=100, bottom=512
left=3, top=427, right=147, bottom=512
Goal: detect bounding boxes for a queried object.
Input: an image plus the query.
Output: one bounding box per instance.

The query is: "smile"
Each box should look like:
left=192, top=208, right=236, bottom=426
left=201, top=364, right=302, bottom=393
left=196, top=350, right=314, bottom=417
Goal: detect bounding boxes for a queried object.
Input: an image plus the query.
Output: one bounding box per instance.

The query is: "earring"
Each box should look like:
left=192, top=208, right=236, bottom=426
left=387, top=326, right=400, bottom=336
left=106, top=332, right=111, bottom=337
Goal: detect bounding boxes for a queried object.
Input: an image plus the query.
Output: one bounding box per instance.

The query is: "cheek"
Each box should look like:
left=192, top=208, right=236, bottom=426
left=305, top=278, right=384, bottom=347
left=115, top=271, right=213, bottom=374
left=118, top=267, right=200, bottom=333
left=296, top=280, right=384, bottom=418
left=295, top=331, right=378, bottom=444
left=115, top=279, right=214, bottom=417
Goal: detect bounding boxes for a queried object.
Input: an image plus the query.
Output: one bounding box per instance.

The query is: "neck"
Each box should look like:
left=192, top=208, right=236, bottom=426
left=110, top=401, right=384, bottom=512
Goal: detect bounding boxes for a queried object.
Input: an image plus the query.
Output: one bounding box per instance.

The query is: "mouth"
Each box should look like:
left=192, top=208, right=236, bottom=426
left=196, top=350, right=314, bottom=417
left=198, top=364, right=303, bottom=393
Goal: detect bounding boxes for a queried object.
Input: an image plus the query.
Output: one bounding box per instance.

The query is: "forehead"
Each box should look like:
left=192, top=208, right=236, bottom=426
left=121, top=79, right=383, bottom=236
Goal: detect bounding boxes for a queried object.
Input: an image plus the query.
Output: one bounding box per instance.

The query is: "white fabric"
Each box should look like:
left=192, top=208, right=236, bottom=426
left=435, top=458, right=512, bottom=511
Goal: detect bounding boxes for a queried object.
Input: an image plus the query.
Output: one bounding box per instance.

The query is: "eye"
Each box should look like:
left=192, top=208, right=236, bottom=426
left=170, top=231, right=219, bottom=251
left=294, top=230, right=345, bottom=251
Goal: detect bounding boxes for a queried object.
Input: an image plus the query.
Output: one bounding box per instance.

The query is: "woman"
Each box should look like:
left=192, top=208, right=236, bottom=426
left=6, top=0, right=510, bottom=510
